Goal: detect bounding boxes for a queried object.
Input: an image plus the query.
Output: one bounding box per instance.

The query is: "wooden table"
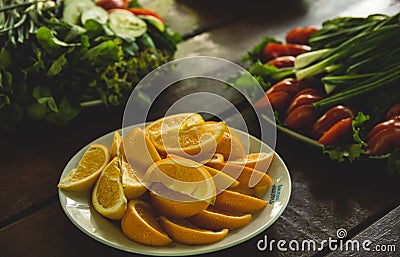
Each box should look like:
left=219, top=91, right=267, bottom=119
left=1, top=0, right=399, bottom=256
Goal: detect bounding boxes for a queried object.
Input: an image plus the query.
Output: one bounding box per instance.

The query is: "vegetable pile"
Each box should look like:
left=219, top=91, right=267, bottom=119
left=0, top=0, right=181, bottom=130
left=238, top=13, right=400, bottom=171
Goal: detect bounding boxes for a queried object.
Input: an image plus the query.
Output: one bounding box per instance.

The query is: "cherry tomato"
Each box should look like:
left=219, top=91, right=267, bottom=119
left=286, top=26, right=318, bottom=45
left=285, top=92, right=322, bottom=117
left=95, top=0, right=129, bottom=10
left=284, top=104, right=316, bottom=130
left=266, top=78, right=305, bottom=95
left=267, top=56, right=296, bottom=68
left=318, top=117, right=352, bottom=145
left=386, top=103, right=400, bottom=119
left=365, top=125, right=400, bottom=156
left=262, top=43, right=311, bottom=60
left=366, top=116, right=400, bottom=141
left=311, top=105, right=354, bottom=138
left=129, top=7, right=165, bottom=23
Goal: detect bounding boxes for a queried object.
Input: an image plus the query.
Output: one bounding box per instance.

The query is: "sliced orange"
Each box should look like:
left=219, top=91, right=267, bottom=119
left=144, top=113, right=204, bottom=137
left=120, top=160, right=147, bottom=200
left=206, top=162, right=272, bottom=193
left=58, top=144, right=110, bottom=191
left=123, top=127, right=161, bottom=174
left=110, top=131, right=123, bottom=159
left=215, top=125, right=246, bottom=161
left=92, top=157, right=127, bottom=220
left=204, top=166, right=239, bottom=190
left=149, top=184, right=210, bottom=218
left=205, top=153, right=225, bottom=165
left=213, top=190, right=268, bottom=215
left=121, top=199, right=172, bottom=246
left=144, top=157, right=216, bottom=202
left=230, top=185, right=269, bottom=198
left=150, top=121, right=227, bottom=157
left=159, top=216, right=229, bottom=245
left=188, top=208, right=252, bottom=230
left=228, top=152, right=274, bottom=173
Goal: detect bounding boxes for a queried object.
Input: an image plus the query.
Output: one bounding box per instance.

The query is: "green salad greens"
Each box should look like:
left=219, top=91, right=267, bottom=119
left=0, top=0, right=181, bottom=130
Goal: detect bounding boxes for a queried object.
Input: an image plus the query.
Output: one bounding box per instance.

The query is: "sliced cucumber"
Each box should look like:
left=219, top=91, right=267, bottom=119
left=62, top=1, right=96, bottom=25
left=81, top=6, right=109, bottom=25
left=138, top=15, right=165, bottom=32
left=108, top=9, right=147, bottom=39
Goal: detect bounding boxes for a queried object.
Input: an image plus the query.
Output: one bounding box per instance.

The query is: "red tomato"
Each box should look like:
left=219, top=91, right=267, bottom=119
left=366, top=117, right=400, bottom=141
left=386, top=103, right=400, bottom=119
left=95, top=0, right=129, bottom=10
left=284, top=104, right=316, bottom=130
left=266, top=78, right=305, bottom=95
left=129, top=7, right=165, bottom=23
left=311, top=105, right=354, bottom=138
left=365, top=125, right=400, bottom=156
left=286, top=26, right=318, bottom=45
left=262, top=43, right=311, bottom=61
left=285, top=93, right=322, bottom=117
left=318, top=117, right=352, bottom=145
left=267, top=56, right=296, bottom=68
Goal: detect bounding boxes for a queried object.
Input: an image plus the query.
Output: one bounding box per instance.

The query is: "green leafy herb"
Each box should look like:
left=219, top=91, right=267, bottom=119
left=242, top=36, right=280, bottom=63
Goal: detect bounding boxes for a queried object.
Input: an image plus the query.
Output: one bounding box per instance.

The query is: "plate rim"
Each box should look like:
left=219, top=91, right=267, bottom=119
left=58, top=125, right=292, bottom=256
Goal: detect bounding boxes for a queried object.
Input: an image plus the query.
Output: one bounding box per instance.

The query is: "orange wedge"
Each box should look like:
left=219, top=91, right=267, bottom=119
left=144, top=157, right=216, bottom=202
left=149, top=184, right=210, bottom=218
left=121, top=199, right=172, bottom=246
left=110, top=131, right=123, bottom=159
left=92, top=157, right=127, bottom=220
left=121, top=160, right=147, bottom=200
left=215, top=125, right=246, bottom=161
left=144, top=113, right=204, bottom=137
left=206, top=162, right=272, bottom=192
left=123, top=127, right=161, bottom=174
left=189, top=208, right=252, bottom=230
left=228, top=152, right=274, bottom=173
left=205, top=153, right=225, bottom=165
left=213, top=190, right=268, bottom=215
left=204, top=166, right=239, bottom=190
left=150, top=121, right=227, bottom=157
left=159, top=216, right=229, bottom=245
left=58, top=144, right=110, bottom=191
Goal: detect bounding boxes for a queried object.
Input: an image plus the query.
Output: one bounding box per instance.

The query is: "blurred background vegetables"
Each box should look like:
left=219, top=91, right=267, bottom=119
left=0, top=0, right=181, bottom=130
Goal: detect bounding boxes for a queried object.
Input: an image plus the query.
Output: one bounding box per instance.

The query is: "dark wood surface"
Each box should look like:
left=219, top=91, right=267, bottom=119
left=1, top=0, right=399, bottom=257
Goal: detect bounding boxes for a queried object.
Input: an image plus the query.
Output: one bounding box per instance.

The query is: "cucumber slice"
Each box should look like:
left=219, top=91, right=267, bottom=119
left=81, top=6, right=109, bottom=25
left=138, top=15, right=165, bottom=32
left=108, top=9, right=147, bottom=39
left=62, top=1, right=96, bottom=25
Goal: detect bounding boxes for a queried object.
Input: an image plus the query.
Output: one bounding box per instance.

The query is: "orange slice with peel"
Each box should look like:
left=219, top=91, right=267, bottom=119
left=206, top=162, right=272, bottom=191
left=213, top=190, right=268, bottom=215
left=144, top=157, right=216, bottom=202
left=110, top=131, right=123, bottom=159
left=159, top=216, right=229, bottom=245
left=214, top=124, right=246, bottom=161
left=149, top=183, right=210, bottom=218
left=121, top=199, right=172, bottom=246
left=121, top=160, right=147, bottom=200
left=144, top=113, right=204, bottom=137
left=150, top=121, right=227, bottom=158
left=123, top=127, right=161, bottom=174
left=92, top=157, right=127, bottom=220
left=188, top=208, right=252, bottom=230
left=58, top=144, right=110, bottom=191
left=228, top=152, right=274, bottom=173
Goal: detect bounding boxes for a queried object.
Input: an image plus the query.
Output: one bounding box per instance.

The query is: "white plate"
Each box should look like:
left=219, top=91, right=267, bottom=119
left=58, top=124, right=292, bottom=256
